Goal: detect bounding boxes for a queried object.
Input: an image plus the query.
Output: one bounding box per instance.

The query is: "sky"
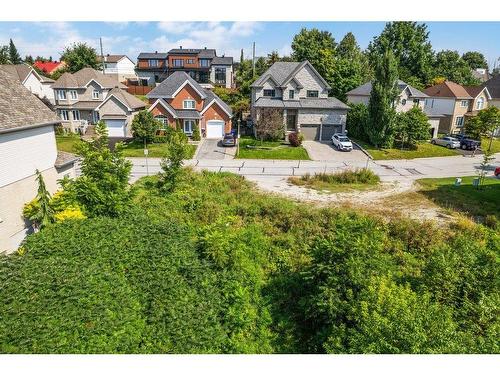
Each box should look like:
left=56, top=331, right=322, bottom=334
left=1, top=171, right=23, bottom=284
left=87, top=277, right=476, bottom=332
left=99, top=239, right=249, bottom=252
left=0, top=21, right=499, bottom=68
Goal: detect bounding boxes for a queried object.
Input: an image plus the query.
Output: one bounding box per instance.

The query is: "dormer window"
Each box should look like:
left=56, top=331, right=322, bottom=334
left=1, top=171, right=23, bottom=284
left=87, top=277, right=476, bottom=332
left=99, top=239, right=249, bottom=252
left=92, top=90, right=100, bottom=100
left=57, top=90, right=67, bottom=100
left=183, top=99, right=196, bottom=109
left=289, top=90, right=295, bottom=99
left=149, top=59, right=158, bottom=67
left=263, top=89, right=275, bottom=97
left=306, top=90, right=319, bottom=98
left=69, top=90, right=78, bottom=100
left=476, top=97, right=485, bottom=110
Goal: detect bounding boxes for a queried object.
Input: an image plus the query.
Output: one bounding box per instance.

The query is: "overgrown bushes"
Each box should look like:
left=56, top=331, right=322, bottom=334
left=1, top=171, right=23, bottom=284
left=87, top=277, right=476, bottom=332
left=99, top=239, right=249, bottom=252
left=298, top=168, right=380, bottom=185
left=288, top=132, right=304, bottom=147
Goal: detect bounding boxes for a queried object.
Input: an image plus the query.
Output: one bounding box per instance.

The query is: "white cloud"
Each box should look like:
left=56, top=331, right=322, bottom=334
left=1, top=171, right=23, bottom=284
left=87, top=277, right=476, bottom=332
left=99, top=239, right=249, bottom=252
left=157, top=22, right=195, bottom=34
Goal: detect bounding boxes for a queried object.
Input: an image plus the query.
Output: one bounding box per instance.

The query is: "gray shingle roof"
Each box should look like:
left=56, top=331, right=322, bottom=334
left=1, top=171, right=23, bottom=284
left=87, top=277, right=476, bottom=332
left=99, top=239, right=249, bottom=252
left=202, top=89, right=233, bottom=116
left=147, top=71, right=207, bottom=99
left=253, top=97, right=349, bottom=110
left=55, top=151, right=78, bottom=168
left=346, top=80, right=428, bottom=98
left=97, top=54, right=128, bottom=63
left=0, top=69, right=59, bottom=133
left=198, top=49, right=217, bottom=58
left=212, top=56, right=233, bottom=65
left=483, top=75, right=500, bottom=99
left=105, top=87, right=147, bottom=110
left=52, top=68, right=127, bottom=89
left=0, top=64, right=33, bottom=83
left=252, top=62, right=302, bottom=87
left=175, top=110, right=201, bottom=119
left=138, top=52, right=168, bottom=59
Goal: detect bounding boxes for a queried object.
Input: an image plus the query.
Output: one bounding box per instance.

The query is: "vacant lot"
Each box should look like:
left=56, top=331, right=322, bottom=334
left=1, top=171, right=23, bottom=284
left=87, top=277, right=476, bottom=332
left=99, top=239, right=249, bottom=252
left=237, top=137, right=310, bottom=160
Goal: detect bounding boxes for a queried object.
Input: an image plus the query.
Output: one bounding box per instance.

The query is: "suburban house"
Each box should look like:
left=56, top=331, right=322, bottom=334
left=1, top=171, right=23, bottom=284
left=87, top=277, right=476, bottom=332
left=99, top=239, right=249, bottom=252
left=346, top=80, right=440, bottom=137
left=0, top=69, right=77, bottom=253
left=33, top=60, right=66, bottom=75
left=0, top=63, right=55, bottom=104
left=483, top=74, right=500, bottom=108
left=424, top=81, right=491, bottom=134
left=472, top=68, right=490, bottom=83
left=52, top=68, right=145, bottom=137
left=135, top=47, right=234, bottom=88
left=250, top=60, right=349, bottom=141
left=98, top=54, right=137, bottom=82
left=146, top=71, right=232, bottom=138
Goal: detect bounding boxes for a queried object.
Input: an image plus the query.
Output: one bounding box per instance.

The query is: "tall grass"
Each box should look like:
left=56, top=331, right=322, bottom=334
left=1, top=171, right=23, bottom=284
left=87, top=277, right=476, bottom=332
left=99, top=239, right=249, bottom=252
left=300, top=168, right=380, bottom=185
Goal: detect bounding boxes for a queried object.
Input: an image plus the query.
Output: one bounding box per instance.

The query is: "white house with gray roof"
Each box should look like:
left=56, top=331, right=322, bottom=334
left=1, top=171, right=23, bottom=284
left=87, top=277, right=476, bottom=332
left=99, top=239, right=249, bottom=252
left=0, top=63, right=55, bottom=104
left=250, top=61, right=349, bottom=141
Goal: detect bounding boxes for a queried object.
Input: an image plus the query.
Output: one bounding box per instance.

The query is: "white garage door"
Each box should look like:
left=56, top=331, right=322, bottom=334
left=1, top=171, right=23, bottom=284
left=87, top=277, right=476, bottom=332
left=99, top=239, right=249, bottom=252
left=105, top=119, right=126, bottom=137
left=206, top=120, right=225, bottom=139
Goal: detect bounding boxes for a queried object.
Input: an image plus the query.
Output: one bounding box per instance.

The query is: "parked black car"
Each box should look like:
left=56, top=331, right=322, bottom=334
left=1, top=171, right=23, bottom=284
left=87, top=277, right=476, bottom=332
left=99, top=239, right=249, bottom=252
left=221, top=133, right=236, bottom=147
left=451, top=134, right=482, bottom=150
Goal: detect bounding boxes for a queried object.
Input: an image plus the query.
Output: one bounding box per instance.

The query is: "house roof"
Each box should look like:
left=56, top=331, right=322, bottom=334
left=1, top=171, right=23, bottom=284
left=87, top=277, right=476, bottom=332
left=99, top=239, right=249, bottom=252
left=138, top=52, right=168, bottom=59
left=97, top=54, right=128, bottom=63
left=0, top=64, right=33, bottom=82
left=101, top=87, right=147, bottom=110
left=33, top=60, right=64, bottom=74
left=212, top=56, right=233, bottom=65
left=346, top=80, right=428, bottom=98
left=0, top=69, right=59, bottom=133
left=482, top=75, right=500, bottom=99
left=52, top=68, right=127, bottom=89
left=253, top=97, right=349, bottom=110
left=55, top=151, right=78, bottom=168
left=463, top=85, right=491, bottom=99
left=424, top=81, right=472, bottom=99
left=202, top=89, right=233, bottom=116
left=147, top=71, right=207, bottom=99
left=251, top=60, right=330, bottom=89
left=472, top=68, right=490, bottom=83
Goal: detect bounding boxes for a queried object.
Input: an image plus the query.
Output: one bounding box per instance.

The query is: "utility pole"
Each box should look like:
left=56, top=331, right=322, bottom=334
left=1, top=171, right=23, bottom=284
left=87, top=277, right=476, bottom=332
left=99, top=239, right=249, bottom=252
left=99, top=37, right=105, bottom=74
left=252, top=42, right=256, bottom=78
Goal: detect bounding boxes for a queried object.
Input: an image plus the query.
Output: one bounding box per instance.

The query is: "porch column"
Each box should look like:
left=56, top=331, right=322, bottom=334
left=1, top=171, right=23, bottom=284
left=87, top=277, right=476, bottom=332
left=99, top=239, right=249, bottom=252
left=283, top=109, right=287, bottom=133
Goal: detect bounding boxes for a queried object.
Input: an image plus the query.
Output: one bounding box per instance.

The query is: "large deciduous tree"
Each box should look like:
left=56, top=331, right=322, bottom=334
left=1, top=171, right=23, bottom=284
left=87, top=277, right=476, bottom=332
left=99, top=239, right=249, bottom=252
left=433, top=50, right=480, bottom=85
left=394, top=107, right=431, bottom=149
left=465, top=106, right=500, bottom=148
left=255, top=108, right=284, bottom=141
left=462, top=51, right=488, bottom=70
left=61, top=42, right=101, bottom=73
left=367, top=50, right=399, bottom=148
left=368, top=22, right=434, bottom=87
left=131, top=110, right=161, bottom=143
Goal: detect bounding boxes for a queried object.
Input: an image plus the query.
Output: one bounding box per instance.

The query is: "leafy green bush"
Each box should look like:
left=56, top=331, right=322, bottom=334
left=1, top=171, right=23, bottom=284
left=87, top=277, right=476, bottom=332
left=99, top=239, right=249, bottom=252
left=300, top=168, right=380, bottom=185
left=288, top=132, right=303, bottom=147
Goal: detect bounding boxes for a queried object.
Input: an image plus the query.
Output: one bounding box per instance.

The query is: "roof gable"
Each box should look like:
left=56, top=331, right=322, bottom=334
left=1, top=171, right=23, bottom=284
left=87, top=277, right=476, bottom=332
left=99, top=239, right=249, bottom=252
left=424, top=81, right=472, bottom=99
left=147, top=71, right=206, bottom=100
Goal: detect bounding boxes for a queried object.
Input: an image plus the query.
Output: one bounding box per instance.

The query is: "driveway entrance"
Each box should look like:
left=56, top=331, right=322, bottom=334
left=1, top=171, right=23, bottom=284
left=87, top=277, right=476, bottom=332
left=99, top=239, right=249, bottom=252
left=303, top=140, right=369, bottom=162
left=195, top=138, right=235, bottom=160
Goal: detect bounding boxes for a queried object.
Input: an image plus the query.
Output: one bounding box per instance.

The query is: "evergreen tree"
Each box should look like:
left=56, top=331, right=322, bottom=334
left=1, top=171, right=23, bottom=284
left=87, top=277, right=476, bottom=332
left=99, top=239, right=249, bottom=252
left=367, top=50, right=399, bottom=148
left=8, top=39, right=22, bottom=64
left=0, top=45, right=9, bottom=64
left=25, top=169, right=55, bottom=230
left=266, top=50, right=280, bottom=67
left=24, top=55, right=34, bottom=65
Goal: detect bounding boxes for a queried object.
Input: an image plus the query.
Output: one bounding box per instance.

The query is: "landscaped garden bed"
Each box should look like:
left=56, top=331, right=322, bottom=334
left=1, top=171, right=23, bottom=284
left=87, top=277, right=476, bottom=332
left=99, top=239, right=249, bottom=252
left=236, top=136, right=310, bottom=160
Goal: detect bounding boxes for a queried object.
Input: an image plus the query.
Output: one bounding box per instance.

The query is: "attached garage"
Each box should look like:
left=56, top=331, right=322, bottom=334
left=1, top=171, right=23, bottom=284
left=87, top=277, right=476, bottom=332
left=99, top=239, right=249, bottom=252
left=104, top=119, right=126, bottom=138
left=320, top=124, right=343, bottom=141
left=300, top=124, right=320, bottom=140
left=206, top=120, right=225, bottom=139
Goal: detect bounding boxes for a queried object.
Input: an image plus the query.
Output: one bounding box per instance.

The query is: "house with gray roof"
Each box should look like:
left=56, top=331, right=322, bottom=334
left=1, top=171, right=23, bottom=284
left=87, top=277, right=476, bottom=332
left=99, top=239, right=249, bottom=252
left=250, top=60, right=350, bottom=141
left=97, top=54, right=137, bottom=82
left=52, top=67, right=144, bottom=137
left=0, top=69, right=76, bottom=253
left=147, top=71, right=232, bottom=139
left=0, top=63, right=55, bottom=104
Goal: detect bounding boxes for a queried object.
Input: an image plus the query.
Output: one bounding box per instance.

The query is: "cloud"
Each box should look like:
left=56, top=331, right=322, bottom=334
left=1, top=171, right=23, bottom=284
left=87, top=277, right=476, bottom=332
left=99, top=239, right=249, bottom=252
left=157, top=22, right=195, bottom=34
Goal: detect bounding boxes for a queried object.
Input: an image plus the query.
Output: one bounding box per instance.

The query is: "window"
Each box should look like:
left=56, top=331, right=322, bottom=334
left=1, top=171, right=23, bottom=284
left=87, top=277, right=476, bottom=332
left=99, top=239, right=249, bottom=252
left=92, top=90, right=100, bottom=100
left=57, top=90, right=66, bottom=100
left=199, top=59, right=210, bottom=67
left=91, top=111, right=100, bottom=124
left=215, top=68, right=226, bottom=84
left=156, top=115, right=169, bottom=128
left=289, top=90, right=295, bottom=99
left=60, top=110, right=69, bottom=121
left=72, top=110, right=80, bottom=121
left=263, top=89, right=275, bottom=97
left=307, top=90, right=319, bottom=98
left=183, top=119, right=195, bottom=134
left=183, top=99, right=196, bottom=109
left=187, top=59, right=195, bottom=64
left=455, top=116, right=464, bottom=127
left=413, top=99, right=420, bottom=106
left=199, top=71, right=210, bottom=83
left=148, top=59, right=158, bottom=67
left=476, top=97, right=485, bottom=110
left=401, top=98, right=407, bottom=106
left=69, top=90, right=78, bottom=100
left=173, top=59, right=184, bottom=67
left=461, top=100, right=468, bottom=107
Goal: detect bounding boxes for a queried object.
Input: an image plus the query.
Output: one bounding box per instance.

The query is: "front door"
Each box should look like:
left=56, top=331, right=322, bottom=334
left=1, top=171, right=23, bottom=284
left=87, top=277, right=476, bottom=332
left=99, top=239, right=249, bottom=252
left=287, top=113, right=297, bottom=132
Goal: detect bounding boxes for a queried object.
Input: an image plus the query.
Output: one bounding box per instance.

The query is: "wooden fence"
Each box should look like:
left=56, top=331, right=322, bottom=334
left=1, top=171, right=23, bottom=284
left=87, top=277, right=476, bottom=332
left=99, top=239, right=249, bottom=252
left=126, top=86, right=153, bottom=95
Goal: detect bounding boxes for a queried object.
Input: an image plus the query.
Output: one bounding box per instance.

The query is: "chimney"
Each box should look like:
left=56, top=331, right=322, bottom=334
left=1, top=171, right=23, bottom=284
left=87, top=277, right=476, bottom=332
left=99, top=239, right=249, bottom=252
left=180, top=46, right=182, bottom=49
left=204, top=47, right=207, bottom=49
left=155, top=51, right=158, bottom=54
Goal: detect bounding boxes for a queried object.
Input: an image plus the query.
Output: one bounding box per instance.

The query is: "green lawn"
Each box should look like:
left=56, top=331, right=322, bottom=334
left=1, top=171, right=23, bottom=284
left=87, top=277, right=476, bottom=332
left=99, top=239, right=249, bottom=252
left=353, top=139, right=459, bottom=160
left=236, top=137, right=310, bottom=160
left=418, top=176, right=500, bottom=220
left=56, top=134, right=81, bottom=153
left=481, top=137, right=500, bottom=154
left=121, top=140, right=197, bottom=159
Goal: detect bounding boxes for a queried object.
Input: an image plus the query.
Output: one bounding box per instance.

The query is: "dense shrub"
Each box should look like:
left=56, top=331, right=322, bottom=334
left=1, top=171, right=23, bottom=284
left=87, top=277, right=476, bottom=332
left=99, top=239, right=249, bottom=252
left=346, top=102, right=369, bottom=142
left=288, top=132, right=304, bottom=147
left=300, top=168, right=380, bottom=185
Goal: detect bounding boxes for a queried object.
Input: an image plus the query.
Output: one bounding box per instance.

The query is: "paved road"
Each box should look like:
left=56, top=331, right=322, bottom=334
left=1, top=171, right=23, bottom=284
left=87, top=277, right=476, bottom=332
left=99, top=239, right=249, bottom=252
left=129, top=153, right=500, bottom=183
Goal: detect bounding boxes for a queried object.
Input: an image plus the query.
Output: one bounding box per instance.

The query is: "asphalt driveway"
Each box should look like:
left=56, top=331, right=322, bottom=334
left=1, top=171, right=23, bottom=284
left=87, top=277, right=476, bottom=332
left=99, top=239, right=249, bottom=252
left=303, top=140, right=369, bottom=162
left=195, top=138, right=236, bottom=160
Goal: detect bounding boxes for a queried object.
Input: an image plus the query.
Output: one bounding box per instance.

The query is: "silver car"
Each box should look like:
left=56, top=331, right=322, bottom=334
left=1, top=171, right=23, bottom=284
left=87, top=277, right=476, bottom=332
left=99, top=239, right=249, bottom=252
left=431, top=136, right=460, bottom=149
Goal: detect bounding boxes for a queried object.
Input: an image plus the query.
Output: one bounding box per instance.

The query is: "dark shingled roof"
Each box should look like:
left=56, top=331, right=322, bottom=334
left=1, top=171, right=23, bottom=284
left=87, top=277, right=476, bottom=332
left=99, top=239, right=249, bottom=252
left=0, top=69, right=59, bottom=133
left=138, top=52, right=168, bottom=59
left=52, top=68, right=127, bottom=89
left=253, top=97, right=349, bottom=110
left=147, top=71, right=207, bottom=99
left=212, top=56, right=233, bottom=65
left=346, top=80, right=428, bottom=98
left=482, top=75, right=500, bottom=99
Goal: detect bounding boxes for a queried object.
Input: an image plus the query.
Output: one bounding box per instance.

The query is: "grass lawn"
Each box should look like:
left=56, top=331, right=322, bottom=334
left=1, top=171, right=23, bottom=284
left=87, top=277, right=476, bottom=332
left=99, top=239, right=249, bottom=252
left=418, top=176, right=500, bottom=220
left=56, top=134, right=81, bottom=153
left=236, top=137, right=310, bottom=160
left=353, top=139, right=459, bottom=160
left=481, top=137, right=500, bottom=154
left=121, top=140, right=197, bottom=159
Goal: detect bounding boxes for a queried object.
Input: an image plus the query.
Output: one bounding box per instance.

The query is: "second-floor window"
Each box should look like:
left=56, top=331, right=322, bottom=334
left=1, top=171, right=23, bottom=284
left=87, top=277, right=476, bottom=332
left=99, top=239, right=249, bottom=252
left=289, top=90, right=295, bottom=99
left=215, top=68, right=226, bottom=84
left=413, top=99, right=420, bottom=106
left=307, top=90, right=319, bottom=98
left=92, top=90, right=100, bottom=100
left=476, top=97, right=485, bottom=110
left=173, top=59, right=184, bottom=67
left=461, top=100, right=468, bottom=107
left=187, top=59, right=195, bottom=64
left=455, top=116, right=464, bottom=127
left=199, top=59, right=210, bottom=67
left=263, top=89, right=275, bottom=97
left=57, top=90, right=66, bottom=100
left=69, top=90, right=78, bottom=100
left=149, top=59, right=158, bottom=67
left=183, top=99, right=196, bottom=109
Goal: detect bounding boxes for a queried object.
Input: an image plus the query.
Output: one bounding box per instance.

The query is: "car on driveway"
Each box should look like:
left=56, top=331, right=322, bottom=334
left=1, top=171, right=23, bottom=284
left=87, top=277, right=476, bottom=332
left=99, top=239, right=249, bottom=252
left=221, top=133, right=236, bottom=147
left=431, top=136, right=460, bottom=149
left=331, top=134, right=353, bottom=151
left=451, top=134, right=482, bottom=150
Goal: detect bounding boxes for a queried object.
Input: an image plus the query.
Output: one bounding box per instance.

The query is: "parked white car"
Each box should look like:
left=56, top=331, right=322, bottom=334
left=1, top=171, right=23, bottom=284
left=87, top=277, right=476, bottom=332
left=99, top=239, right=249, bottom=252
left=431, top=136, right=460, bottom=149
left=331, top=134, right=353, bottom=151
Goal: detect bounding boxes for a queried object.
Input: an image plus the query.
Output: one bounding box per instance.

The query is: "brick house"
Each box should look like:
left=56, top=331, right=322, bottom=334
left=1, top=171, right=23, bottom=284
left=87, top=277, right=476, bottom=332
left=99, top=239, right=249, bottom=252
left=147, top=71, right=232, bottom=138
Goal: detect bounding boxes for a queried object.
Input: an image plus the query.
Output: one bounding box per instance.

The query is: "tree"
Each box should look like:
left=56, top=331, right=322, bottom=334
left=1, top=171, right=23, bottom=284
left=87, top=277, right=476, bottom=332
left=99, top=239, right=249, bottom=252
left=0, top=45, right=9, bottom=64
left=24, top=55, right=34, bottom=65
left=394, top=107, right=431, bottom=149
left=131, top=110, right=160, bottom=143
left=462, top=51, right=488, bottom=70
left=368, top=22, right=434, bottom=87
left=254, top=108, right=284, bottom=141
left=158, top=131, right=189, bottom=192
left=266, top=50, right=281, bottom=68
left=433, top=50, right=480, bottom=85
left=8, top=39, right=22, bottom=64
left=345, top=102, right=369, bottom=142
left=291, top=28, right=336, bottom=79
left=61, top=42, right=101, bottom=73
left=464, top=107, right=500, bottom=149
left=22, top=170, right=55, bottom=231
left=65, top=121, right=133, bottom=217
left=367, top=50, right=399, bottom=148
left=477, top=149, right=495, bottom=189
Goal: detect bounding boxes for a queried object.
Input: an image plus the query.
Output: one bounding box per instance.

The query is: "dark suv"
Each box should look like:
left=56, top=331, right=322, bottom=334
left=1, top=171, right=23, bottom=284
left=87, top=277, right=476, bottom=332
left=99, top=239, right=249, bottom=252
left=452, top=134, right=481, bottom=150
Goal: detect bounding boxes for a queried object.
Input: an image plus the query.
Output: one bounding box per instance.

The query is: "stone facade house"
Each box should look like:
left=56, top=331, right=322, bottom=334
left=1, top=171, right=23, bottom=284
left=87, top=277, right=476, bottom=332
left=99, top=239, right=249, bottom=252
left=0, top=69, right=76, bottom=253
left=250, top=61, right=349, bottom=141
left=147, top=71, right=232, bottom=138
